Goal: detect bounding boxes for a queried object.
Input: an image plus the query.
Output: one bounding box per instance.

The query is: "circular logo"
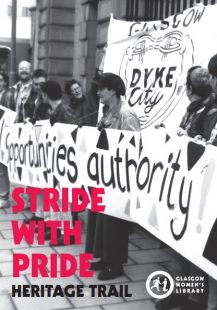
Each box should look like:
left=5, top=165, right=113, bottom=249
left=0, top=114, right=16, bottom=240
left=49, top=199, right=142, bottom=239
left=146, top=271, right=174, bottom=299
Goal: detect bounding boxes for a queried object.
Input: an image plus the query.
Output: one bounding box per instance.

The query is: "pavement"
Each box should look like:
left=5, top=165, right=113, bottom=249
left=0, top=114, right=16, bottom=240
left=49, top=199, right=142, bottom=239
left=0, top=184, right=177, bottom=310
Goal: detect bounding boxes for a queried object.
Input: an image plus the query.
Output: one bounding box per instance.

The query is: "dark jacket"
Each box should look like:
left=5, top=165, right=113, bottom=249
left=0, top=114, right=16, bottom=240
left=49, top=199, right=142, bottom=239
left=50, top=102, right=80, bottom=126
left=0, top=89, right=15, bottom=111
left=31, top=96, right=51, bottom=123
left=194, top=95, right=217, bottom=140
left=180, top=96, right=217, bottom=140
left=31, top=97, right=84, bottom=126
left=66, top=83, right=99, bottom=127
left=23, top=89, right=38, bottom=120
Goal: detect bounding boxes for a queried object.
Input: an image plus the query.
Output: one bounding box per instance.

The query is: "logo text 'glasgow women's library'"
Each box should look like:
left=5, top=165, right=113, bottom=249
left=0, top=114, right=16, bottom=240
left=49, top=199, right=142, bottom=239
left=146, top=271, right=174, bottom=299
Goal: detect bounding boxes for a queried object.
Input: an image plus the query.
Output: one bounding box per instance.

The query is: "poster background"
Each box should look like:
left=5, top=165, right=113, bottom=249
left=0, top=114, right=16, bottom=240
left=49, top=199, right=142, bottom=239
left=1, top=3, right=217, bottom=310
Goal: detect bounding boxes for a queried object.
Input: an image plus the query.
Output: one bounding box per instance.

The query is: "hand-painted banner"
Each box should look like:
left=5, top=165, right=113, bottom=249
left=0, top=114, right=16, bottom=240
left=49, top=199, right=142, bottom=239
left=104, top=4, right=217, bottom=132
left=0, top=106, right=16, bottom=165
left=4, top=120, right=141, bottom=221
left=131, top=126, right=217, bottom=281
left=1, top=112, right=217, bottom=279
left=1, top=107, right=217, bottom=278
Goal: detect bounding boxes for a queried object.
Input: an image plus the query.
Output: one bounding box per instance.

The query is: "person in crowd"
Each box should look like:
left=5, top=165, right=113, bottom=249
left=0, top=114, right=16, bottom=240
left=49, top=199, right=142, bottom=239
left=203, top=53, right=217, bottom=310
left=42, top=80, right=79, bottom=126
left=0, top=71, right=15, bottom=111
left=28, top=68, right=50, bottom=122
left=64, top=73, right=101, bottom=241
left=0, top=71, right=15, bottom=208
left=206, top=277, right=217, bottom=310
left=64, top=72, right=100, bottom=127
left=12, top=60, right=34, bottom=123
left=207, top=53, right=217, bottom=147
left=156, top=66, right=215, bottom=310
left=27, top=80, right=79, bottom=246
left=177, top=66, right=213, bottom=139
left=85, top=73, right=140, bottom=280
left=23, top=69, right=50, bottom=222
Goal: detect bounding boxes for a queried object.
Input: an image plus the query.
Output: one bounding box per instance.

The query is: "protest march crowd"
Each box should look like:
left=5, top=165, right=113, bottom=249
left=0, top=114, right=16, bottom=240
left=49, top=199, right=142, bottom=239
left=1, top=47, right=217, bottom=309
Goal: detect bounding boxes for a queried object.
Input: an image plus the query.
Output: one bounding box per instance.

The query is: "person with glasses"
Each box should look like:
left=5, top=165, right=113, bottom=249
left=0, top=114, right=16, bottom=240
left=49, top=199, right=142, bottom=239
left=13, top=61, right=33, bottom=123
left=64, top=74, right=100, bottom=127
left=0, top=71, right=15, bottom=208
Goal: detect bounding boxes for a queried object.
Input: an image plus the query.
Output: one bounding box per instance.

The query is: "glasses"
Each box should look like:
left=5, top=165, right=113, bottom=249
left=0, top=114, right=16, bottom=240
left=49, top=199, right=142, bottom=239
left=71, top=87, right=81, bottom=93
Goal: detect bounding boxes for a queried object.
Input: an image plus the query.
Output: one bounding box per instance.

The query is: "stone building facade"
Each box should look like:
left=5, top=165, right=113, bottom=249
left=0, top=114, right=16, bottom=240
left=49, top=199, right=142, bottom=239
left=30, top=0, right=217, bottom=90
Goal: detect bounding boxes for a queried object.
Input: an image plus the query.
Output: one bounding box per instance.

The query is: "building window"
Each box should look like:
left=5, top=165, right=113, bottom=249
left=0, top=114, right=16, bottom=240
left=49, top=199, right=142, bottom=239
left=22, top=7, right=30, bottom=17
left=7, top=5, right=30, bottom=18
left=7, top=5, right=12, bottom=17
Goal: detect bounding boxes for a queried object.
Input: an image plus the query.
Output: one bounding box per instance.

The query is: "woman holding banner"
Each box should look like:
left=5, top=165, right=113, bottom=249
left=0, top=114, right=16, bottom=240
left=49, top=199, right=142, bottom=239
left=85, top=73, right=140, bottom=280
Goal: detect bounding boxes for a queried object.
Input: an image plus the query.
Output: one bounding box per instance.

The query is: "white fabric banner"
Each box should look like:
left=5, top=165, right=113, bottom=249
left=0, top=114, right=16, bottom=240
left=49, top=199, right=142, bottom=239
left=4, top=119, right=141, bottom=221
left=131, top=126, right=217, bottom=281
left=1, top=112, right=217, bottom=280
left=104, top=4, right=217, bottom=133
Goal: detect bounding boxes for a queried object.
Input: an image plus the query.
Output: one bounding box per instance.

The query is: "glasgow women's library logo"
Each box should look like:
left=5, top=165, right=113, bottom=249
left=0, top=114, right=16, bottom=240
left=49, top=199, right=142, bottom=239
left=146, top=271, right=174, bottom=299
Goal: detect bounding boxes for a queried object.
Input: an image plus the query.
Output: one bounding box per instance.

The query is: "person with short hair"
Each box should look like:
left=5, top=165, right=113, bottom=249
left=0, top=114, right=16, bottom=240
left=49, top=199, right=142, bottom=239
left=12, top=60, right=33, bottom=123
left=22, top=69, right=49, bottom=219
left=177, top=66, right=213, bottom=139
left=85, top=73, right=140, bottom=280
left=32, top=69, right=47, bottom=91
left=203, top=53, right=217, bottom=310
left=23, top=68, right=49, bottom=123
left=31, top=80, right=79, bottom=246
left=41, top=80, right=77, bottom=125
left=0, top=71, right=15, bottom=208
left=156, top=66, right=216, bottom=310
left=207, top=53, right=217, bottom=146
left=64, top=74, right=99, bottom=127
left=0, top=71, right=15, bottom=110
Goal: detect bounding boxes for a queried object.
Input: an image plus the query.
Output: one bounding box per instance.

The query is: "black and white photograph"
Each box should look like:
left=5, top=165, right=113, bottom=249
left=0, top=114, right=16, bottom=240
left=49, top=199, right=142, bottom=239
left=0, top=1, right=217, bottom=310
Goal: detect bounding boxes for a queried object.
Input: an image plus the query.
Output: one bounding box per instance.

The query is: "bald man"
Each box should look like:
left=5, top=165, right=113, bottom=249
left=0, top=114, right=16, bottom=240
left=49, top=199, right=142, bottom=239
left=12, top=60, right=34, bottom=123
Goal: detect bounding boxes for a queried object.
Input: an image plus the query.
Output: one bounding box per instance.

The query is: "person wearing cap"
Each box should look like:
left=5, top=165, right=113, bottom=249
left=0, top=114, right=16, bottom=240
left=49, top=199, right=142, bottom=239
left=85, top=72, right=140, bottom=280
left=12, top=60, right=34, bottom=123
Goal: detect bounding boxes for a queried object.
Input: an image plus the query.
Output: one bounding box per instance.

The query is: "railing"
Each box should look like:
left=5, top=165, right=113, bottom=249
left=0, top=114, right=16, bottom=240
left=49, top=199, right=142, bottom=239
left=126, top=0, right=217, bottom=21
